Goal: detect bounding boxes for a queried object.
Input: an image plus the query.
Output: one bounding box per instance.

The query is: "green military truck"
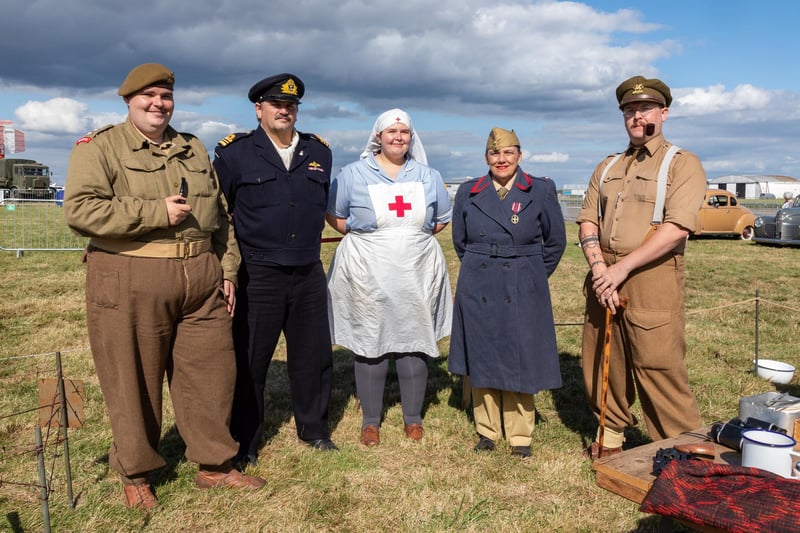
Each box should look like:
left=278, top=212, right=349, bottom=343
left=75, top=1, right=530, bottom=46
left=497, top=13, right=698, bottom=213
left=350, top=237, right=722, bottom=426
left=0, top=158, right=52, bottom=198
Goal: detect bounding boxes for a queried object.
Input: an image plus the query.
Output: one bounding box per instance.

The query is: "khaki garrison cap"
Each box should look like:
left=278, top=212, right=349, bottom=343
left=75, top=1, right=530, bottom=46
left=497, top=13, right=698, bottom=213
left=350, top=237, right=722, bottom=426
left=118, top=63, right=175, bottom=97
left=616, top=75, right=672, bottom=109
left=486, top=127, right=520, bottom=151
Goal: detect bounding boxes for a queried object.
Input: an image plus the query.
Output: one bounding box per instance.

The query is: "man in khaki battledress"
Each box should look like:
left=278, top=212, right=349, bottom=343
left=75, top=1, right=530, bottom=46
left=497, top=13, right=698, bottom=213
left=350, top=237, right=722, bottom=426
left=64, top=63, right=265, bottom=510
left=577, top=76, right=706, bottom=459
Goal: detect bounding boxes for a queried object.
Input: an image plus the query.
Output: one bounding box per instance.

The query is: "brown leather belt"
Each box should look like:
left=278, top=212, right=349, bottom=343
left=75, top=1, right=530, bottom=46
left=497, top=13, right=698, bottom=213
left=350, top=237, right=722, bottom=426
left=89, top=237, right=212, bottom=259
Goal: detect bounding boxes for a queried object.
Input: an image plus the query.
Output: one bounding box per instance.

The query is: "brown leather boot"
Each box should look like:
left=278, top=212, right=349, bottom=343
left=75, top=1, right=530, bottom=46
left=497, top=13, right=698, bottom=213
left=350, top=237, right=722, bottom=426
left=583, top=441, right=622, bottom=460
left=196, top=465, right=266, bottom=489
left=360, top=425, right=380, bottom=446
left=123, top=483, right=158, bottom=510
left=404, top=423, right=424, bottom=441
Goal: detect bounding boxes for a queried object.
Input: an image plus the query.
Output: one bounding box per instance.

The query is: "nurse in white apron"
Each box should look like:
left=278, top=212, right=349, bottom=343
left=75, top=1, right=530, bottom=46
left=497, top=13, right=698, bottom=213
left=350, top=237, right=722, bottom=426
left=326, top=109, right=453, bottom=447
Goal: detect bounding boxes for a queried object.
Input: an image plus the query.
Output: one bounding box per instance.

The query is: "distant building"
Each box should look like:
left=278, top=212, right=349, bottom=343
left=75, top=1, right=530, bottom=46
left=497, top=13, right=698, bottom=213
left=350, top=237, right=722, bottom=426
left=561, top=183, right=587, bottom=197
left=444, top=177, right=473, bottom=201
left=708, top=174, right=800, bottom=199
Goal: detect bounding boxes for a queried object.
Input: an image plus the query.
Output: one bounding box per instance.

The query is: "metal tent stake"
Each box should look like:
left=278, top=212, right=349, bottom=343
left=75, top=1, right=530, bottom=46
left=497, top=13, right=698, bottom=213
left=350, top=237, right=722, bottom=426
left=55, top=352, right=75, bottom=508
left=34, top=426, right=52, bottom=533
left=754, top=289, right=760, bottom=373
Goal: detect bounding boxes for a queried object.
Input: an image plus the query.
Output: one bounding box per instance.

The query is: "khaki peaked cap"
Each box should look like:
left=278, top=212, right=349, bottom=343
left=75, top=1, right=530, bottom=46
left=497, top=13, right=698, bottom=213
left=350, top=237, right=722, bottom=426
left=616, top=75, right=672, bottom=109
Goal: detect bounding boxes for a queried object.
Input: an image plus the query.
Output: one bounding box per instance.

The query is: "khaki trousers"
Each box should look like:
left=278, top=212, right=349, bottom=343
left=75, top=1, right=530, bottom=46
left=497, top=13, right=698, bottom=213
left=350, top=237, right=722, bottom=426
left=85, top=249, right=238, bottom=479
left=472, top=387, right=535, bottom=447
left=581, top=252, right=702, bottom=440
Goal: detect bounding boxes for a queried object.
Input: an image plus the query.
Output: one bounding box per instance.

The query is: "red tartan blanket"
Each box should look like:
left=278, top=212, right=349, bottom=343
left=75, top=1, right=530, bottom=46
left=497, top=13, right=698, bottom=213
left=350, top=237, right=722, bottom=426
left=640, top=460, right=800, bottom=532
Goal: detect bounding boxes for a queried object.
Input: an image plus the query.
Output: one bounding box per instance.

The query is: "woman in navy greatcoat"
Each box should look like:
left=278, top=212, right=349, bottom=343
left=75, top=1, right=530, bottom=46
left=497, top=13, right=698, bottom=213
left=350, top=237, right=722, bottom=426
left=448, top=127, right=566, bottom=458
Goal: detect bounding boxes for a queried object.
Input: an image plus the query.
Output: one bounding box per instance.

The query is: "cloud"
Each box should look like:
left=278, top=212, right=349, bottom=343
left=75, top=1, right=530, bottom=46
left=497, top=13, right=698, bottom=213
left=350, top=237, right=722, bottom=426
left=0, top=0, right=675, bottom=114
left=528, top=151, right=570, bottom=164
left=1, top=1, right=799, bottom=183
left=676, top=84, right=772, bottom=115
left=14, top=98, right=124, bottom=135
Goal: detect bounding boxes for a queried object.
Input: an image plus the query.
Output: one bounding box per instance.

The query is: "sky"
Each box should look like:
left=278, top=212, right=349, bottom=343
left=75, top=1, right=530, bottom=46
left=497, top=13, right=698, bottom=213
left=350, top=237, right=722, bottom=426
left=1, top=0, right=799, bottom=188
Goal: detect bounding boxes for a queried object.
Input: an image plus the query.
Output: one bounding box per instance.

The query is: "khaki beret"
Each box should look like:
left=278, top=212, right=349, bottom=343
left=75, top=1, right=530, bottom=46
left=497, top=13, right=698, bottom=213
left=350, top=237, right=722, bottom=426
left=248, top=73, right=305, bottom=103
left=486, top=127, right=520, bottom=151
left=118, top=63, right=175, bottom=97
left=616, top=75, right=672, bottom=109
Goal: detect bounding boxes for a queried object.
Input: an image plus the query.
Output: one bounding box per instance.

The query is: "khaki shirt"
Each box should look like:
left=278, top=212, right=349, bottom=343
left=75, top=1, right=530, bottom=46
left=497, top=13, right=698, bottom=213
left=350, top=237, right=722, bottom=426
left=577, top=134, right=706, bottom=256
left=64, top=119, right=240, bottom=284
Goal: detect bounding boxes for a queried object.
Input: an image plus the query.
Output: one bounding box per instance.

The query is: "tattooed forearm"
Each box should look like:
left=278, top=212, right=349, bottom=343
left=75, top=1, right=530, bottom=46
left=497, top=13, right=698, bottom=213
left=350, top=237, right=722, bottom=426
left=579, top=234, right=605, bottom=267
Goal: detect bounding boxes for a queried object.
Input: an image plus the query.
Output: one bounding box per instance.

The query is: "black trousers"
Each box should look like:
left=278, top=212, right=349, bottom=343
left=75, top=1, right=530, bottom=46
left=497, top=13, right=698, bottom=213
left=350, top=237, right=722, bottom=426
left=231, top=260, right=333, bottom=457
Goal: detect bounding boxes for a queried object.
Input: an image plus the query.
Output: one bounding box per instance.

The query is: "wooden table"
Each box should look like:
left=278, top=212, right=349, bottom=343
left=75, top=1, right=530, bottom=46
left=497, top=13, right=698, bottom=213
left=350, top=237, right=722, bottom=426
left=592, top=427, right=740, bottom=504
left=592, top=428, right=739, bottom=532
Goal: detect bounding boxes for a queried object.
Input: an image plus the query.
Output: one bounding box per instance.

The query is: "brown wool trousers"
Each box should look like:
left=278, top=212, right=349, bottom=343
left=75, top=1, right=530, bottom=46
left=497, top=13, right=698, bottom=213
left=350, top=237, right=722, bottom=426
left=85, top=249, right=238, bottom=479
left=581, top=252, right=702, bottom=441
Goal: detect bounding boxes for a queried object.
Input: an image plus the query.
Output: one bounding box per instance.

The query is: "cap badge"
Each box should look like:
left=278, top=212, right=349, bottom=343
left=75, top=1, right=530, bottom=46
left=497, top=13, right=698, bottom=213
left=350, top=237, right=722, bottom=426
left=632, top=83, right=645, bottom=95
left=394, top=116, right=402, bottom=122
left=281, top=78, right=299, bottom=96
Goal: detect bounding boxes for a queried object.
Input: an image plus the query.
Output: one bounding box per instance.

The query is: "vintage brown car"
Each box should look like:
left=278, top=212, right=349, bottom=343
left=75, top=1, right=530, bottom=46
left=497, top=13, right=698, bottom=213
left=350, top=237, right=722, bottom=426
left=693, top=189, right=756, bottom=240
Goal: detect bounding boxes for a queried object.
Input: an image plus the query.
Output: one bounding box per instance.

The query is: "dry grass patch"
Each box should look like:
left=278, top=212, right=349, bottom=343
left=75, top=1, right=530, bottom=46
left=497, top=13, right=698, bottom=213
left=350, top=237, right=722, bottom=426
left=2, top=224, right=799, bottom=531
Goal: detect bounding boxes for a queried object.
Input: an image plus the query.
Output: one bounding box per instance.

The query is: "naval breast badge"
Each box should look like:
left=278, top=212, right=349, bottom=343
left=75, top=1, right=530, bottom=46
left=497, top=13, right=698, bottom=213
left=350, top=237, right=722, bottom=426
left=511, top=202, right=521, bottom=224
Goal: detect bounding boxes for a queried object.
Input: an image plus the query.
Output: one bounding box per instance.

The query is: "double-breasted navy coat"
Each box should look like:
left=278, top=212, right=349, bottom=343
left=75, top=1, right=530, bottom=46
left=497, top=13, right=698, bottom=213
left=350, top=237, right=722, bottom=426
left=448, top=169, right=566, bottom=394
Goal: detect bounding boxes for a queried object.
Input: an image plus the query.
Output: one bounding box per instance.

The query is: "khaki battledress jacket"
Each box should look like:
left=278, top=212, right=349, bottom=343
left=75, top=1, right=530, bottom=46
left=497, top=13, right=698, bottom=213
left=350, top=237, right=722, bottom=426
left=64, top=119, right=239, bottom=282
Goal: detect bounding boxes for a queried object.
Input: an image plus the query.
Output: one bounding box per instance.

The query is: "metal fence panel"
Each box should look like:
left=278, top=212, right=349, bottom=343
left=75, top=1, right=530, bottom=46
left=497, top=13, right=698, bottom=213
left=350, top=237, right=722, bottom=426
left=1, top=190, right=87, bottom=254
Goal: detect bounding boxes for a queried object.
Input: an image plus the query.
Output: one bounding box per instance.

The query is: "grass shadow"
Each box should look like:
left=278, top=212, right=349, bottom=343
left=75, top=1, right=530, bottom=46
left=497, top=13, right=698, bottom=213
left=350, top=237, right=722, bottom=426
left=551, top=350, right=652, bottom=450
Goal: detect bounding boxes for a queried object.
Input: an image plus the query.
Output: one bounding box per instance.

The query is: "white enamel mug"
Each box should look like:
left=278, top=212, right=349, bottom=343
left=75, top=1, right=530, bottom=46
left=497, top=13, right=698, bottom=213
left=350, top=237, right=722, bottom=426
left=741, top=429, right=800, bottom=478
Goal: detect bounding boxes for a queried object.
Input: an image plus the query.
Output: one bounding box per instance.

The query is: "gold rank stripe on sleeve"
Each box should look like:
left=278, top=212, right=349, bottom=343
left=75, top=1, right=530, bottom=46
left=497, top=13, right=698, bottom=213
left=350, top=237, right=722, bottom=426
left=217, top=133, right=237, bottom=147
left=217, top=131, right=253, bottom=148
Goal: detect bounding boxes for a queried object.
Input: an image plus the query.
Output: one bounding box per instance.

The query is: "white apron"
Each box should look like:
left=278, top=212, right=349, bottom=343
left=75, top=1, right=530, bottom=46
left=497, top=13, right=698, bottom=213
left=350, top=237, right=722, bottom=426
left=327, top=181, right=452, bottom=357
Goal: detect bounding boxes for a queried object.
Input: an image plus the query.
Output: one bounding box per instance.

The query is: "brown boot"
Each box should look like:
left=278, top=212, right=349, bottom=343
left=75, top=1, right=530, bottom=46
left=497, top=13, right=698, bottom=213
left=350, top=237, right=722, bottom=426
left=197, top=465, right=266, bottom=489
left=404, top=423, right=424, bottom=441
left=123, top=483, right=158, bottom=510
left=360, top=425, right=380, bottom=446
left=583, top=441, right=622, bottom=460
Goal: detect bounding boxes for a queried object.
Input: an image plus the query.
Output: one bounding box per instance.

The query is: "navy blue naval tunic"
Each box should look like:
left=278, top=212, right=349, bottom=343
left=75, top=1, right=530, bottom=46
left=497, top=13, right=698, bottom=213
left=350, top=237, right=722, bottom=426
left=213, top=126, right=332, bottom=266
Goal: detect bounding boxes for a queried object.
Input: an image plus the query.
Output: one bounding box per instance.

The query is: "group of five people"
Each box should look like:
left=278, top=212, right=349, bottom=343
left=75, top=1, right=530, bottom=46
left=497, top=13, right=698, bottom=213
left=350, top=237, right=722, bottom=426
left=63, top=63, right=705, bottom=509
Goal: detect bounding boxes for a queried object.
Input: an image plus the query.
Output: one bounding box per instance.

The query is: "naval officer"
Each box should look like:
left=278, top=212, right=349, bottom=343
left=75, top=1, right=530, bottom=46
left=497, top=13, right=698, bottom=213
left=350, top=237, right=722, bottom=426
left=213, top=73, right=337, bottom=466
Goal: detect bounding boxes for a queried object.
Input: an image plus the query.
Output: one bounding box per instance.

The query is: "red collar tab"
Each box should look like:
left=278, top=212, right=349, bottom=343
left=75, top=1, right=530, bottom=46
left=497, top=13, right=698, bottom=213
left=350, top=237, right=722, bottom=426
left=516, top=172, right=532, bottom=191
left=470, top=175, right=491, bottom=194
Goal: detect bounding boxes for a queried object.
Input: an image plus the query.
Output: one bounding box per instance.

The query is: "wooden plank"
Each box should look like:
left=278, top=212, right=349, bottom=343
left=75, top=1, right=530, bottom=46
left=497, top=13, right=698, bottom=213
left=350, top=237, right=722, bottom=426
left=37, top=377, right=85, bottom=429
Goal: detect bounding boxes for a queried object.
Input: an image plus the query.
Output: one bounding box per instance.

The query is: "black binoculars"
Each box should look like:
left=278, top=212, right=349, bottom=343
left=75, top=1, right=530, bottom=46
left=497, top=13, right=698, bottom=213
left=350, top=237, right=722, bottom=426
left=710, top=417, right=786, bottom=451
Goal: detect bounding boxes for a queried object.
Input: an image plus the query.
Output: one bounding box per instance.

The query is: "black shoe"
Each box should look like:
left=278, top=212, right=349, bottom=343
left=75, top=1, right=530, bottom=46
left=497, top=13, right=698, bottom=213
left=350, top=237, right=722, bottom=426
left=474, top=436, right=495, bottom=452
left=232, top=453, right=258, bottom=470
left=511, top=445, right=531, bottom=458
left=303, top=438, right=339, bottom=451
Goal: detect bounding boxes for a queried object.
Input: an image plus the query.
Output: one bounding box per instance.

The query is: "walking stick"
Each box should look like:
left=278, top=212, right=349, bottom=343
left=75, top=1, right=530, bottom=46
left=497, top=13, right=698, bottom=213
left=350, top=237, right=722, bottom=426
left=597, top=306, right=613, bottom=452
left=597, top=297, right=627, bottom=454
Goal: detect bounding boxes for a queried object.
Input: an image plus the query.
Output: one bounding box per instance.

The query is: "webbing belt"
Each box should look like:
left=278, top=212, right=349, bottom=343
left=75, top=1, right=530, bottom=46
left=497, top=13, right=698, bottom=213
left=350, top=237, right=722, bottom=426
left=89, top=237, right=212, bottom=259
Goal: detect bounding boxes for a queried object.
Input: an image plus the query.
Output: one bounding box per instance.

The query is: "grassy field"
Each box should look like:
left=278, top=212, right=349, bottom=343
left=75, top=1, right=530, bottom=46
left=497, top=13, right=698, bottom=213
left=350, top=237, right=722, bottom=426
left=1, top=222, right=798, bottom=532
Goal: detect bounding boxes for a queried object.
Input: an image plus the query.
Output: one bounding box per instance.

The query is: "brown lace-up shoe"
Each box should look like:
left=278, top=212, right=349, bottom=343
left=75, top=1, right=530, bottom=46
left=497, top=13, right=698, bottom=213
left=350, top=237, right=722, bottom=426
left=583, top=441, right=622, bottom=460
left=404, top=423, right=424, bottom=441
left=360, top=425, right=380, bottom=446
left=123, top=483, right=158, bottom=510
left=196, top=466, right=266, bottom=489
